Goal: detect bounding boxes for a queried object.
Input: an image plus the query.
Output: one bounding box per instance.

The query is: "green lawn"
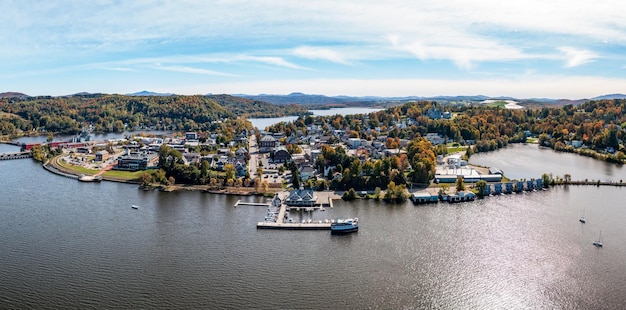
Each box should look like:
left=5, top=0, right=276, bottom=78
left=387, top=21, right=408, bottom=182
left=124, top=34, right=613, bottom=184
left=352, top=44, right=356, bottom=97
left=57, top=158, right=154, bottom=181
left=103, top=169, right=155, bottom=181
left=446, top=145, right=468, bottom=153
left=57, top=160, right=99, bottom=175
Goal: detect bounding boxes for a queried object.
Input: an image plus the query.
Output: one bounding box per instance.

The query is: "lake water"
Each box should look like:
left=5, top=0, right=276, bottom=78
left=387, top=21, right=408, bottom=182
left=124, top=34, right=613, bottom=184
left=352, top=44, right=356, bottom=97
left=248, top=107, right=383, bottom=131
left=1, top=143, right=626, bottom=308
left=469, top=143, right=626, bottom=182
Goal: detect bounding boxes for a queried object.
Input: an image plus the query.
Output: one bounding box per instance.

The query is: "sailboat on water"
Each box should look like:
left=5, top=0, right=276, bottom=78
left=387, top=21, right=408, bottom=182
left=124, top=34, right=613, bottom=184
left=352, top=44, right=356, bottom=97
left=593, top=230, right=603, bottom=247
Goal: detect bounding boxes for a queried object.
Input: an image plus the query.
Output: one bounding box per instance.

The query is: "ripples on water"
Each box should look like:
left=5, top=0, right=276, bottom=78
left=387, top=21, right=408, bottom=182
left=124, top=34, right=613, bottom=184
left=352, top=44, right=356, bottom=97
left=1, top=149, right=626, bottom=309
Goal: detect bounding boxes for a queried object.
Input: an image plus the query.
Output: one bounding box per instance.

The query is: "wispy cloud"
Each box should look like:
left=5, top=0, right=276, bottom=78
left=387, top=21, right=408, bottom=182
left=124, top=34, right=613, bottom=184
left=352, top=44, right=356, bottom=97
left=153, top=65, right=238, bottom=77
left=559, top=47, right=598, bottom=68
left=235, top=56, right=310, bottom=70
left=293, top=46, right=352, bottom=65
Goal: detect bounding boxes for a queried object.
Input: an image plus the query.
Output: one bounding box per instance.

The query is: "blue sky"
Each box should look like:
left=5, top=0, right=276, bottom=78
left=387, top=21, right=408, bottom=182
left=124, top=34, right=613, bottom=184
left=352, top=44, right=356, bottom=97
left=1, top=0, right=625, bottom=98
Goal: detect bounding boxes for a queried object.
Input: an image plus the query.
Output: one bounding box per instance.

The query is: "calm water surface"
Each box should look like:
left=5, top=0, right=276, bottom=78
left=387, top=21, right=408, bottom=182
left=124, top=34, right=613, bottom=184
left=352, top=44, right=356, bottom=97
left=1, top=144, right=625, bottom=309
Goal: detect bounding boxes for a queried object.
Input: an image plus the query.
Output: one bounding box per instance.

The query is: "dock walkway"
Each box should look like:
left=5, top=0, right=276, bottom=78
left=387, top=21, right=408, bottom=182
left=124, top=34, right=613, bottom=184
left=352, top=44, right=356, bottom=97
left=234, top=200, right=271, bottom=207
left=257, top=201, right=332, bottom=230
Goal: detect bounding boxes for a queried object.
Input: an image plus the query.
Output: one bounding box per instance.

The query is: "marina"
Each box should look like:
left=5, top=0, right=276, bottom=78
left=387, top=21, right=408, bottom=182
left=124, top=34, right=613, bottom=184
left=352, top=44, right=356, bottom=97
left=256, top=193, right=335, bottom=230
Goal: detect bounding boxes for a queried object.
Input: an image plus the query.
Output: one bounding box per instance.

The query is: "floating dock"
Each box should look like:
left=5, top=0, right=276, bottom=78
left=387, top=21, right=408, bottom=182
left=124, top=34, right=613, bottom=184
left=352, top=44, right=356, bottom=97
left=257, top=222, right=331, bottom=230
left=233, top=200, right=271, bottom=207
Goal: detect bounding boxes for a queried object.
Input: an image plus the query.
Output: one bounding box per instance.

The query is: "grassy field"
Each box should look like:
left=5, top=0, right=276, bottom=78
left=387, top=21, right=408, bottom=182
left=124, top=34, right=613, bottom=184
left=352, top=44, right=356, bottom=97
left=103, top=169, right=155, bottom=181
left=446, top=145, right=468, bottom=153
left=57, top=159, right=100, bottom=175
left=484, top=101, right=508, bottom=108
left=56, top=157, right=153, bottom=181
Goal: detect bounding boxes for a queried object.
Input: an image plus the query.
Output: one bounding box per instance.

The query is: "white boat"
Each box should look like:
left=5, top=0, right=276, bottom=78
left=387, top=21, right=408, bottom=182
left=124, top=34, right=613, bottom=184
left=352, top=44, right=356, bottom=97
left=131, top=205, right=139, bottom=209
left=579, top=210, right=586, bottom=224
left=593, top=230, right=603, bottom=247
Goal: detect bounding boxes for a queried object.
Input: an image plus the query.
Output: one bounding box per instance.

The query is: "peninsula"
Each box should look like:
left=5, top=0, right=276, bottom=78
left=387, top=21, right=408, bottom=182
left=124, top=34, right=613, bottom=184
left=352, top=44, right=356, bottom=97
left=3, top=94, right=626, bottom=202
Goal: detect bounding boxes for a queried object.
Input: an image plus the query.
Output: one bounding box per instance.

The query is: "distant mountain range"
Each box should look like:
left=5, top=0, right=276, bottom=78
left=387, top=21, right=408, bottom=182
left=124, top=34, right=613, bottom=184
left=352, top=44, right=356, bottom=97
left=2, top=90, right=625, bottom=106
left=236, top=92, right=498, bottom=106
left=591, top=94, right=626, bottom=100
left=238, top=92, right=626, bottom=106
left=126, top=90, right=175, bottom=96
left=0, top=92, right=29, bottom=99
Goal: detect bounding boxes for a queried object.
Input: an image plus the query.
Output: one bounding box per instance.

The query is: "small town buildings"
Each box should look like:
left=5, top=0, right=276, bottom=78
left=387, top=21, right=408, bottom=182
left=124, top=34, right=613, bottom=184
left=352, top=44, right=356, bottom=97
left=94, top=150, right=109, bottom=162
left=299, top=165, right=316, bottom=181
left=185, top=132, right=198, bottom=140
left=284, top=189, right=318, bottom=207
left=259, top=135, right=278, bottom=152
left=425, top=133, right=446, bottom=145
left=116, top=152, right=158, bottom=171
left=447, top=191, right=476, bottom=203
left=235, top=147, right=249, bottom=160
left=347, top=138, right=361, bottom=149
left=270, top=146, right=291, bottom=163
left=489, top=167, right=503, bottom=175
left=411, top=192, right=439, bottom=204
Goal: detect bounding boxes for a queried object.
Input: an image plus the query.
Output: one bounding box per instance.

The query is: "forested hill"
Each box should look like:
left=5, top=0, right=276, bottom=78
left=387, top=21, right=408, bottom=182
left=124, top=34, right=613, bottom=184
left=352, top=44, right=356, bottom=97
left=207, top=94, right=308, bottom=118
left=0, top=93, right=306, bottom=135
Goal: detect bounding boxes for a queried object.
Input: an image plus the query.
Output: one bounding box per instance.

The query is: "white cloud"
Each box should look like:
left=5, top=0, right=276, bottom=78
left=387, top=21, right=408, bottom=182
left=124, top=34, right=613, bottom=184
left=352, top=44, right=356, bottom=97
left=153, top=65, right=238, bottom=77
left=293, top=46, right=352, bottom=65
left=235, top=56, right=310, bottom=70
left=559, top=47, right=598, bottom=68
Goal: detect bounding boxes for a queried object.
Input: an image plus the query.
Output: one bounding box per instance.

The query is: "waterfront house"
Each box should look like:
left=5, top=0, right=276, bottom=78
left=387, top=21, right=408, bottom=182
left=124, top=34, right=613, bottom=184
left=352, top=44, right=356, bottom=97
left=116, top=152, right=158, bottom=171
left=481, top=184, right=491, bottom=196
left=448, top=191, right=476, bottom=203
left=411, top=192, right=439, bottom=204
left=515, top=181, right=525, bottom=192
left=284, top=189, right=318, bottom=207
left=234, top=159, right=247, bottom=177
left=493, top=183, right=503, bottom=194
left=504, top=182, right=514, bottom=194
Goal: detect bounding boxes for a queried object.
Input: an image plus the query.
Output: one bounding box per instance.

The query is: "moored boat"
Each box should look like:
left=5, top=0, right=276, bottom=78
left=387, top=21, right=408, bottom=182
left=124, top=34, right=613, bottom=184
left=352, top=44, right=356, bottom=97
left=78, top=174, right=103, bottom=182
left=593, top=230, right=603, bottom=247
left=331, top=218, right=358, bottom=234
